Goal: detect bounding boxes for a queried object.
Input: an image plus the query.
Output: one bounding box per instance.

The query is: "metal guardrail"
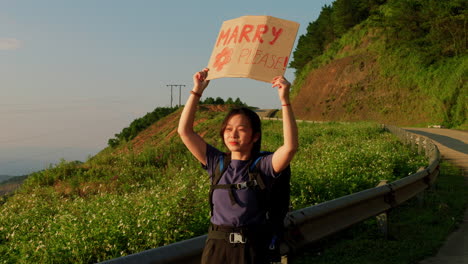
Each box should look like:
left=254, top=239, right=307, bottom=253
left=100, top=124, right=440, bottom=264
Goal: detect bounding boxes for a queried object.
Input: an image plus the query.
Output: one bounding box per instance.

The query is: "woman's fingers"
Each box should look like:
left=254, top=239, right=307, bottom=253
left=271, top=76, right=284, bottom=88
left=271, top=76, right=291, bottom=91
left=271, top=76, right=281, bottom=84
left=198, top=68, right=210, bottom=81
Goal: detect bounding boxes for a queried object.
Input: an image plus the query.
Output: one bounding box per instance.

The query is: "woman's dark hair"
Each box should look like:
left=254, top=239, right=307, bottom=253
left=220, top=107, right=262, bottom=158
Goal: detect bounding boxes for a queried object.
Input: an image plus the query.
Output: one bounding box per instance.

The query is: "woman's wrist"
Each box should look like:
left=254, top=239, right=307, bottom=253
left=190, top=90, right=202, bottom=98
left=192, top=86, right=204, bottom=95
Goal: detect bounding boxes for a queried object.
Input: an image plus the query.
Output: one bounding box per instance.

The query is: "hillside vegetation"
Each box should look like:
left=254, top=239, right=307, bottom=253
left=0, top=106, right=426, bottom=263
left=290, top=0, right=467, bottom=128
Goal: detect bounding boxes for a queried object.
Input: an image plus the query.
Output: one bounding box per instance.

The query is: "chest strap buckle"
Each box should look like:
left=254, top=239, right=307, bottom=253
left=229, top=232, right=247, bottom=244
left=235, top=180, right=258, bottom=190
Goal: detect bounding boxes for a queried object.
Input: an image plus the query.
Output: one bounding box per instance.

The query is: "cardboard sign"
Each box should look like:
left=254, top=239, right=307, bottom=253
left=207, top=16, right=299, bottom=83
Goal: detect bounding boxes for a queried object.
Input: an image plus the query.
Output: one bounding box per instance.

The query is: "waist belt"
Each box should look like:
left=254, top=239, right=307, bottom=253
left=208, top=230, right=247, bottom=244
left=207, top=224, right=263, bottom=244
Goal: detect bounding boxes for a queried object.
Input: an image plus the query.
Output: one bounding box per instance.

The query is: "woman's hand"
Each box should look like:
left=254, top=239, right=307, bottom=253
left=271, top=76, right=291, bottom=103
left=193, top=68, right=210, bottom=93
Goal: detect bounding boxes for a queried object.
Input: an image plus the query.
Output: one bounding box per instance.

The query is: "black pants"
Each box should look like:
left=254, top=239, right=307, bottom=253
left=201, top=224, right=271, bottom=264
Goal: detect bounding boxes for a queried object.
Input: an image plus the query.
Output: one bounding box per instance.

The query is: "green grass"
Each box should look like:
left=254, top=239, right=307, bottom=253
left=290, top=161, right=467, bottom=264
left=0, top=113, right=428, bottom=263
left=376, top=48, right=467, bottom=128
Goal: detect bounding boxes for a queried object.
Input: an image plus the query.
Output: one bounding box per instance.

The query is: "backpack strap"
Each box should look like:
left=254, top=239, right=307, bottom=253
left=211, top=180, right=259, bottom=190
left=248, top=152, right=270, bottom=190
left=211, top=179, right=259, bottom=206
left=214, top=153, right=230, bottom=184
left=209, top=153, right=231, bottom=213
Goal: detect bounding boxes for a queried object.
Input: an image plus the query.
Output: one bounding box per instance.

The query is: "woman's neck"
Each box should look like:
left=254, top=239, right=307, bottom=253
left=230, top=151, right=251, bottom=160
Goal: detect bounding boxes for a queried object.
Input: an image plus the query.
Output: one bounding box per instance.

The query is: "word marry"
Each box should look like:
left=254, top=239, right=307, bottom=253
left=216, top=24, right=283, bottom=47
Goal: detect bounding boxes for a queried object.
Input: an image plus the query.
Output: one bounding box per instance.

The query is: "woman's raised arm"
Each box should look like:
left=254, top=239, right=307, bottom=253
left=177, top=68, right=210, bottom=165
left=271, top=76, right=299, bottom=174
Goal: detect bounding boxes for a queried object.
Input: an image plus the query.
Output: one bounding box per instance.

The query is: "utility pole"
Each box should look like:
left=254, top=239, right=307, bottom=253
left=167, top=84, right=186, bottom=107
left=167, top=85, right=173, bottom=107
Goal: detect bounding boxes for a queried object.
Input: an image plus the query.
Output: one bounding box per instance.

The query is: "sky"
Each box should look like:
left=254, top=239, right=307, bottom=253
left=0, top=0, right=335, bottom=176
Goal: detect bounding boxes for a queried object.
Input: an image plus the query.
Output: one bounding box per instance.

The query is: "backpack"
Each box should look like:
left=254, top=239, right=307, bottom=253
left=209, top=151, right=291, bottom=262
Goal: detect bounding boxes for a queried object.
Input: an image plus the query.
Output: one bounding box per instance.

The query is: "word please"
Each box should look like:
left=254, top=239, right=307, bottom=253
left=216, top=24, right=283, bottom=47
left=237, top=48, right=288, bottom=70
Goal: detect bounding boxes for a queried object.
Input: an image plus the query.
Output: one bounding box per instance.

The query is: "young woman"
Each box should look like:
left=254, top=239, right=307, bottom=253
left=178, top=68, right=298, bottom=264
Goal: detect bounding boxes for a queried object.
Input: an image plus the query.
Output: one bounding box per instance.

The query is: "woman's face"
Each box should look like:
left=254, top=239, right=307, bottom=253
left=223, top=114, right=258, bottom=155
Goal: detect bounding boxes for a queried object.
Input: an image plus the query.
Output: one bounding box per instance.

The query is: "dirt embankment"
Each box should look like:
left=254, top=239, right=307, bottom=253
left=292, top=53, right=435, bottom=126
left=122, top=105, right=229, bottom=154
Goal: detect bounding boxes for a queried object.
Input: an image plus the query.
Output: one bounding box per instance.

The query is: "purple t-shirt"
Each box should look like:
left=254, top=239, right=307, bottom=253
left=203, top=144, right=279, bottom=227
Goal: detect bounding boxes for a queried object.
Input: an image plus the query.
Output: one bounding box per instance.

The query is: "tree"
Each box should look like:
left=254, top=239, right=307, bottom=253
left=290, top=0, right=388, bottom=73
left=290, top=5, right=334, bottom=71
left=214, top=97, right=225, bottom=105
left=202, top=97, right=215, bottom=104
left=234, top=97, right=245, bottom=106
left=380, top=0, right=466, bottom=63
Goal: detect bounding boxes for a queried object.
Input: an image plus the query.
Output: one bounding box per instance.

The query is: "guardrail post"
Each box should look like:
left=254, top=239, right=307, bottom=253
left=423, top=138, right=430, bottom=158
left=415, top=167, right=427, bottom=207
left=427, top=142, right=434, bottom=158
left=376, top=180, right=389, bottom=239
left=417, top=136, right=423, bottom=155
left=410, top=134, right=416, bottom=151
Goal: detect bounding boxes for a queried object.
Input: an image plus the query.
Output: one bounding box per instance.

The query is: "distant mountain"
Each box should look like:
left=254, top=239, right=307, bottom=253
left=0, top=175, right=27, bottom=196
left=0, top=175, right=14, bottom=183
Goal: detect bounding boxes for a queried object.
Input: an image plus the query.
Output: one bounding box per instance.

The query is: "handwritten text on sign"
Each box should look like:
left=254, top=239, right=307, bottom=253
left=207, top=16, right=299, bottom=83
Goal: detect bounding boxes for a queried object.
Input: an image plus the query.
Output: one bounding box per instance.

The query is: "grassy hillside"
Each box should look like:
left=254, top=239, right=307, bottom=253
left=0, top=106, right=427, bottom=263
left=290, top=0, right=467, bottom=128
